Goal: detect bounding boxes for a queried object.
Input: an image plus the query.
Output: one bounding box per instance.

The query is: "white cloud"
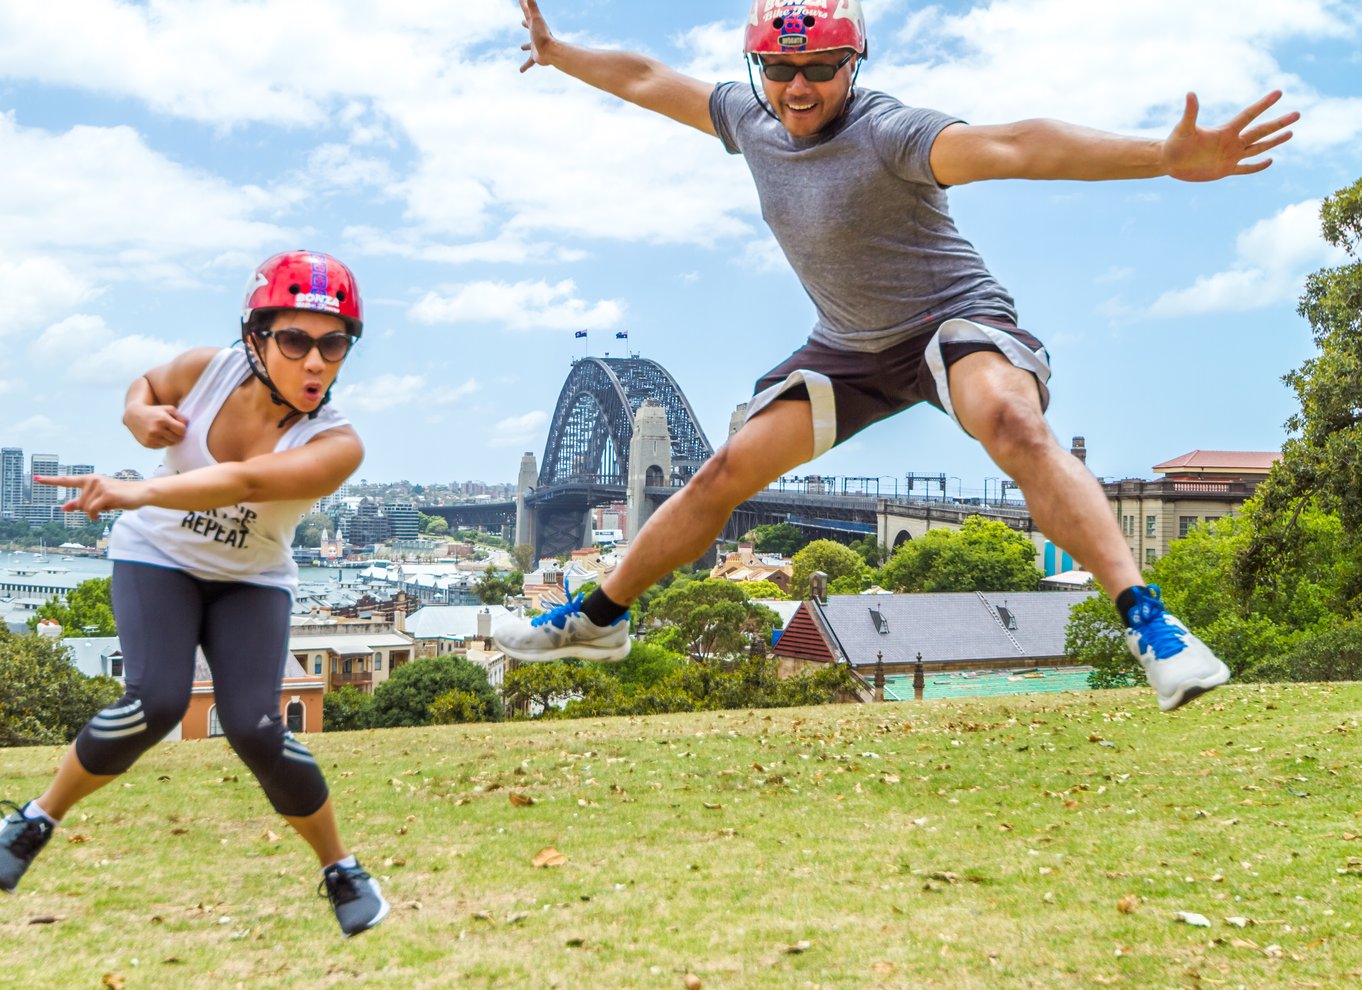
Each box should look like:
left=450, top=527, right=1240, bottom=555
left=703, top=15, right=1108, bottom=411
left=868, top=0, right=1354, bottom=133
left=336, top=374, right=479, bottom=413
left=29, top=314, right=182, bottom=386
left=409, top=280, right=625, bottom=332
left=1148, top=199, right=1346, bottom=316
left=0, top=257, right=102, bottom=338
left=0, top=113, right=290, bottom=278
left=0, top=379, right=17, bottom=396
left=741, top=238, right=789, bottom=273
left=9, top=414, right=62, bottom=439
left=487, top=410, right=549, bottom=448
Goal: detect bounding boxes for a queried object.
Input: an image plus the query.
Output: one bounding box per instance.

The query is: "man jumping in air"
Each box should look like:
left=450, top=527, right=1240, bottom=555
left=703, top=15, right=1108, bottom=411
left=495, top=0, right=1297, bottom=711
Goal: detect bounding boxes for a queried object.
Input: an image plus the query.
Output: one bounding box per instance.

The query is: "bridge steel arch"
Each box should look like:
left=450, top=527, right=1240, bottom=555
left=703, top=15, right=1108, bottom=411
left=539, top=357, right=713, bottom=488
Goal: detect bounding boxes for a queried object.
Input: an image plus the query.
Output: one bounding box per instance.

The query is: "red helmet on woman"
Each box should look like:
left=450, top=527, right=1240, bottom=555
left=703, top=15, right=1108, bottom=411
left=241, top=250, right=364, bottom=338
left=744, top=0, right=868, bottom=58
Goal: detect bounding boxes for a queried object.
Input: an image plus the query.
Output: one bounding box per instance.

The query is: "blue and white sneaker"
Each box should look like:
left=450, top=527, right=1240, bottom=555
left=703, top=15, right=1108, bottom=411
left=1124, top=585, right=1230, bottom=711
left=493, top=594, right=630, bottom=663
left=0, top=801, right=54, bottom=893
left=320, top=860, right=389, bottom=938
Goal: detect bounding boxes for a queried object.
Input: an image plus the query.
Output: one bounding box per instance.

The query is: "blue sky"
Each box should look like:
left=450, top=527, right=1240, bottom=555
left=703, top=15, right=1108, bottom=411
left=1, top=0, right=1359, bottom=501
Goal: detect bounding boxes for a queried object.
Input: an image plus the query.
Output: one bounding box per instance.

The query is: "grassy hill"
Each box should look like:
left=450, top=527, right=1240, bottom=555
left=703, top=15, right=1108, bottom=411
left=2, top=682, right=1361, bottom=989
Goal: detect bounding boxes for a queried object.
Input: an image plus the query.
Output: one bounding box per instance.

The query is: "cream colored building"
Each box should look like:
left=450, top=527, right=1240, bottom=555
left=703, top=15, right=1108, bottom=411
left=1104, top=450, right=1280, bottom=566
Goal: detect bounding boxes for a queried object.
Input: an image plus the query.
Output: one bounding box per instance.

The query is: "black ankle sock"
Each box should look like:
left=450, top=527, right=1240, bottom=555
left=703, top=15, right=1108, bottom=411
left=582, top=588, right=630, bottom=626
left=1115, top=586, right=1143, bottom=627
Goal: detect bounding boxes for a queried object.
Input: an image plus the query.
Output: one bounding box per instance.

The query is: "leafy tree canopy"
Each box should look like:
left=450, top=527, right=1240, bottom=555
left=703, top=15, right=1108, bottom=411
left=878, top=516, right=1041, bottom=594
left=369, top=656, right=503, bottom=728
left=745, top=522, right=810, bottom=557
left=643, top=579, right=780, bottom=659
left=30, top=577, right=115, bottom=636
left=789, top=540, right=868, bottom=599
left=0, top=626, right=122, bottom=747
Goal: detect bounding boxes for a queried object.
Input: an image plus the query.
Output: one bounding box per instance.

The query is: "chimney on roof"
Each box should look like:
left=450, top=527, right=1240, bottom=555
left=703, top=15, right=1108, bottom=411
left=477, top=607, right=492, bottom=646
left=810, top=571, right=828, bottom=604
left=1070, top=436, right=1087, bottom=465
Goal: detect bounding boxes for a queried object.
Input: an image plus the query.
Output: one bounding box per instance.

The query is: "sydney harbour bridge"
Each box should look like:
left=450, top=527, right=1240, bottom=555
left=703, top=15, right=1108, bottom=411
left=422, top=355, right=1040, bottom=560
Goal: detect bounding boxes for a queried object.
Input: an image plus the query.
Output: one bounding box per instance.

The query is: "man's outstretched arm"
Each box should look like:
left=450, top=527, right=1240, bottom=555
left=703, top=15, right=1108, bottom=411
left=520, top=0, right=717, bottom=136
left=930, top=91, right=1299, bottom=186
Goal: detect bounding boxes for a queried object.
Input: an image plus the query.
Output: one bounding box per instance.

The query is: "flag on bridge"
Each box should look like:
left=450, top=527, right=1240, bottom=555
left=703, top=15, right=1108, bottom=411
left=615, top=331, right=628, bottom=339
left=574, top=330, right=588, bottom=339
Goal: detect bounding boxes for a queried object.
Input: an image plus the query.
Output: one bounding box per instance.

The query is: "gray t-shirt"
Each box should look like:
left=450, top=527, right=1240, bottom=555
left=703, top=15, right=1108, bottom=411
left=710, top=83, right=1018, bottom=352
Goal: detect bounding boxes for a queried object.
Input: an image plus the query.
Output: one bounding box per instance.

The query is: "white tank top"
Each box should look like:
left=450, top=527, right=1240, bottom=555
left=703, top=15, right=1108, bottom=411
left=109, top=346, right=350, bottom=595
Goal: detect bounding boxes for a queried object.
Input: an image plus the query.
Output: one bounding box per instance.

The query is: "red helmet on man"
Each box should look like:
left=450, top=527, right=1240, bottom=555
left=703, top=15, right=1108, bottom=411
left=744, top=0, right=868, bottom=58
left=241, top=250, right=364, bottom=338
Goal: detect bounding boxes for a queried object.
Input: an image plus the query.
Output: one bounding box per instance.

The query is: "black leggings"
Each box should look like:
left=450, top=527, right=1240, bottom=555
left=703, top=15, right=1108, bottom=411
left=74, top=561, right=329, bottom=818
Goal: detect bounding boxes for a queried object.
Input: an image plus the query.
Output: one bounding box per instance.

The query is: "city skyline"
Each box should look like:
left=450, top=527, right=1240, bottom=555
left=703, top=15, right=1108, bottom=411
left=0, top=1, right=1358, bottom=497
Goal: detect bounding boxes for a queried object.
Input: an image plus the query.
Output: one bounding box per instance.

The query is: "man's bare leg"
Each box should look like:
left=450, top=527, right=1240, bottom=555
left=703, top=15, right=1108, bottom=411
left=602, top=398, right=816, bottom=604
left=946, top=351, right=1141, bottom=596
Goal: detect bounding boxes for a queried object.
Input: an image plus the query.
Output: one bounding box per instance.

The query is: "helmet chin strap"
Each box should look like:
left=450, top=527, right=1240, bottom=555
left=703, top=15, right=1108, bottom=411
left=745, top=54, right=864, bottom=127
left=240, top=335, right=330, bottom=429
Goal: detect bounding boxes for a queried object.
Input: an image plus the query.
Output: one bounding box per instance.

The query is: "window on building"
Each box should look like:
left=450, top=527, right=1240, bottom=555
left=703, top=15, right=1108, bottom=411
left=1146, top=548, right=1157, bottom=564
left=314, top=659, right=322, bottom=675
left=1178, top=515, right=1198, bottom=538
left=286, top=702, right=304, bottom=734
left=208, top=706, right=223, bottom=738
left=1203, top=515, right=1220, bottom=526
left=374, top=653, right=383, bottom=670
left=110, top=657, right=123, bottom=678
left=1146, top=515, right=1157, bottom=538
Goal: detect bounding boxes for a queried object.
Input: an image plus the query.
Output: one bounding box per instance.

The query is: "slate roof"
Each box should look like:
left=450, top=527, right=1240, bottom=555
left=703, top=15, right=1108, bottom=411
left=804, top=591, right=1096, bottom=668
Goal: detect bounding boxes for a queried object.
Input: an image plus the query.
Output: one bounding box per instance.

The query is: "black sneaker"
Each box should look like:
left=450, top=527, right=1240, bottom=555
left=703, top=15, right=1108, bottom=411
left=0, top=801, right=54, bottom=893
left=319, top=860, right=389, bottom=937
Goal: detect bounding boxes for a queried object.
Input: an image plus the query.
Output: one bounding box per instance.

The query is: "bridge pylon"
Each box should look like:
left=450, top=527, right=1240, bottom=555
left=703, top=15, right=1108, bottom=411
left=627, top=400, right=672, bottom=540
left=514, top=451, right=538, bottom=551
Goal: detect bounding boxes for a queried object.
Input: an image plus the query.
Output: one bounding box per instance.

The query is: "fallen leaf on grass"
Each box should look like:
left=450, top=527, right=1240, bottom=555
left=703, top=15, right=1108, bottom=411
left=685, top=975, right=702, bottom=990
left=102, top=975, right=125, bottom=990
left=703, top=802, right=723, bottom=810
left=509, top=792, right=535, bottom=808
left=66, top=834, right=88, bottom=844
left=263, top=830, right=281, bottom=843
left=28, top=915, right=63, bottom=925
left=871, top=962, right=895, bottom=975
left=533, top=847, right=568, bottom=868
left=784, top=940, right=812, bottom=954
left=1116, top=894, right=1139, bottom=914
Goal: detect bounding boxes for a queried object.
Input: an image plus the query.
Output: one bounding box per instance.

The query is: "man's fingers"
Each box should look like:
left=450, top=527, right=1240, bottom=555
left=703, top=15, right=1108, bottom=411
left=1242, top=131, right=1293, bottom=159
left=1234, top=159, right=1273, bottom=176
left=1177, top=92, right=1199, bottom=131
left=169, top=408, right=188, bottom=425
left=1229, top=89, right=1283, bottom=130
left=520, top=55, right=536, bottom=73
left=1241, top=112, right=1300, bottom=145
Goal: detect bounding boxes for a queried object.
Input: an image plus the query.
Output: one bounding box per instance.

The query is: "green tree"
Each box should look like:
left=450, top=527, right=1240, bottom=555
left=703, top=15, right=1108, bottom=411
left=369, top=656, right=503, bottom=728
left=1244, top=178, right=1362, bottom=591
left=601, top=639, right=684, bottom=688
left=0, top=627, right=122, bottom=747
left=1063, top=594, right=1140, bottom=689
left=322, top=684, right=375, bottom=732
left=429, top=688, right=495, bottom=724
left=747, top=522, right=809, bottom=557
left=789, top=540, right=868, bottom=599
left=847, top=534, right=888, bottom=568
left=735, top=579, right=789, bottom=601
left=877, top=517, right=1042, bottom=593
left=511, top=543, right=537, bottom=573
left=503, top=661, right=620, bottom=716
left=475, top=571, right=523, bottom=605
left=29, top=577, right=116, bottom=636
left=292, top=511, right=335, bottom=548
left=643, top=579, right=780, bottom=659
left=421, top=513, right=450, bottom=536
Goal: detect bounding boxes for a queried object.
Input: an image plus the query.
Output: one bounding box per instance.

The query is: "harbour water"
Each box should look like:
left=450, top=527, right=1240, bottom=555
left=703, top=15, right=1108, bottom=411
left=0, top=548, right=338, bottom=588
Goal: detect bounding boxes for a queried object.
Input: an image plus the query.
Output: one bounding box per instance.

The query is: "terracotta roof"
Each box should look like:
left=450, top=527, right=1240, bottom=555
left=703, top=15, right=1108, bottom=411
left=1152, top=450, right=1281, bottom=472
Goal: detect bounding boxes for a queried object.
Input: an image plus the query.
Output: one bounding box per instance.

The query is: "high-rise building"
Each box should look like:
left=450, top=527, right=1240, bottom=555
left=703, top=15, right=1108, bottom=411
left=0, top=447, right=23, bottom=517
left=29, top=454, right=60, bottom=508
left=61, top=464, right=95, bottom=528
left=386, top=501, right=420, bottom=541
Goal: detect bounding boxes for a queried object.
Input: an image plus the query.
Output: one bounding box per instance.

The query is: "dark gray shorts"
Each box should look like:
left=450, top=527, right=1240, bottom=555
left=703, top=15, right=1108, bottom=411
left=746, top=316, right=1051, bottom=455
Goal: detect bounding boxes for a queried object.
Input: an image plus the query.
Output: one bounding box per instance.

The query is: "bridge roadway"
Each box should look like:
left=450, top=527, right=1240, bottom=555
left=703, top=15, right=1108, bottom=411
left=423, top=484, right=1039, bottom=558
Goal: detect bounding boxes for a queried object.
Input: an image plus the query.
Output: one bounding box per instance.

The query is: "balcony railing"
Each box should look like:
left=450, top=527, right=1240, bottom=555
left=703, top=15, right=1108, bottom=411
left=331, top=671, right=373, bottom=686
